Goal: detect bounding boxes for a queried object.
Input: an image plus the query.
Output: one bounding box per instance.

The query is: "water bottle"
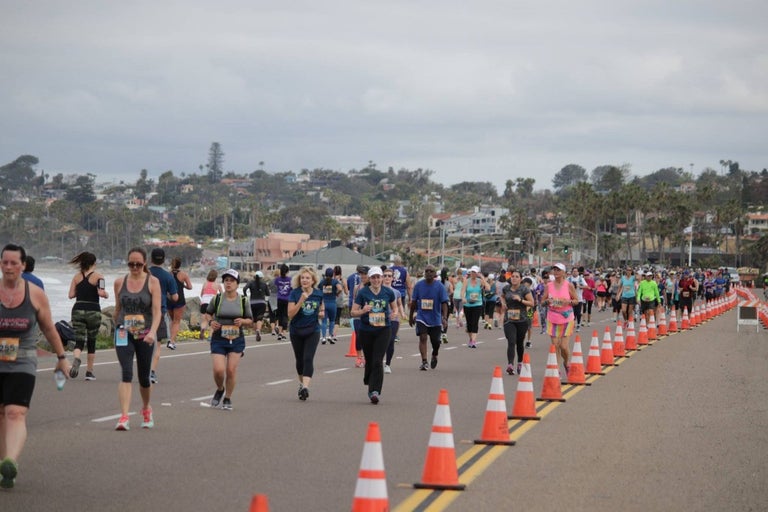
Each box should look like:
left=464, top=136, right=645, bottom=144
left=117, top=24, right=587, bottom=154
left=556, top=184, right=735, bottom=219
left=54, top=370, right=66, bottom=391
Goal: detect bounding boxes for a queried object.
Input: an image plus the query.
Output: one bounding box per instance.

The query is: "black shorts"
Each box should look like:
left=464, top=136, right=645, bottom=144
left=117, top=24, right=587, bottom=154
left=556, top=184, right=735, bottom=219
left=640, top=300, right=657, bottom=312
left=0, top=372, right=36, bottom=408
left=250, top=303, right=267, bottom=321
left=621, top=297, right=637, bottom=306
left=156, top=312, right=170, bottom=341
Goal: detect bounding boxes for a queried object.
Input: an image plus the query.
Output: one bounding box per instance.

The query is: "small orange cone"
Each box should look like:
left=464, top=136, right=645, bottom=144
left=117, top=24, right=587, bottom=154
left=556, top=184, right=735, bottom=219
left=613, top=324, right=627, bottom=358
left=647, top=311, right=658, bottom=341
left=565, top=335, right=590, bottom=385
left=668, top=309, right=678, bottom=333
left=352, top=422, right=389, bottom=512
left=637, top=316, right=649, bottom=345
left=694, top=304, right=702, bottom=326
left=249, top=494, right=270, bottom=512
left=585, top=330, right=605, bottom=375
left=625, top=319, right=638, bottom=351
left=508, top=353, right=541, bottom=420
left=414, top=389, right=466, bottom=491
left=346, top=330, right=359, bottom=357
left=532, top=309, right=541, bottom=328
left=600, top=326, right=615, bottom=366
left=657, top=309, right=668, bottom=337
left=538, top=344, right=565, bottom=402
left=474, top=367, right=515, bottom=445
left=681, top=308, right=690, bottom=330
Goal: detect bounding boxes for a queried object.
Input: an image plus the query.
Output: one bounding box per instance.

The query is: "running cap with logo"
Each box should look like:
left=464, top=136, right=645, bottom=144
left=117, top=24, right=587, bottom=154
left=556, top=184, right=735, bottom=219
left=150, top=248, right=165, bottom=264
left=221, top=269, right=240, bottom=283
left=553, top=262, right=566, bottom=272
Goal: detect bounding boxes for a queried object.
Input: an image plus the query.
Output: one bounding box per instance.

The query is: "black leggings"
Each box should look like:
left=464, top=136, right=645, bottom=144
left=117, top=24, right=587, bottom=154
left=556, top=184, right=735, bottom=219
left=360, top=327, right=390, bottom=395
left=503, top=321, right=528, bottom=365
left=385, top=320, right=399, bottom=366
left=289, top=329, right=321, bottom=378
left=463, top=305, right=483, bottom=333
left=116, top=334, right=156, bottom=388
left=573, top=302, right=583, bottom=325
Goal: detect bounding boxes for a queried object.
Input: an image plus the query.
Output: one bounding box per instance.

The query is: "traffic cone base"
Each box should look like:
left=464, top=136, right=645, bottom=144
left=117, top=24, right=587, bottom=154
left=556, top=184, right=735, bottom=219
left=474, top=367, right=515, bottom=445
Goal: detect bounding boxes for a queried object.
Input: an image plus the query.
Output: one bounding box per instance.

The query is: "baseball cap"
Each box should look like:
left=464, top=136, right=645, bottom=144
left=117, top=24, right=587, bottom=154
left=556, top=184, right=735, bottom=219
left=325, top=267, right=334, bottom=277
left=368, top=267, right=383, bottom=278
left=221, top=269, right=240, bottom=283
left=553, top=263, right=566, bottom=272
left=356, top=265, right=369, bottom=274
left=470, top=265, right=480, bottom=273
left=255, top=270, right=264, bottom=278
left=645, top=271, right=653, bottom=276
left=150, top=248, right=165, bottom=263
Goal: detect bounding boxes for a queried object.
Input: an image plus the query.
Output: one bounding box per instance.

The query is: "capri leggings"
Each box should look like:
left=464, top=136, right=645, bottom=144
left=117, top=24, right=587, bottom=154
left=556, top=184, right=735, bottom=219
left=72, top=309, right=101, bottom=354
left=116, top=334, right=155, bottom=388
left=463, top=305, right=483, bottom=334
left=503, top=320, right=528, bottom=366
left=289, top=329, right=321, bottom=378
left=385, top=320, right=399, bottom=366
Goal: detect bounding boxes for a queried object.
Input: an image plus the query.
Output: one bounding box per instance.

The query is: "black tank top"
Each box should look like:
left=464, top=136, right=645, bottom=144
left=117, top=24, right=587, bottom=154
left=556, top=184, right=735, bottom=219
left=172, top=270, right=186, bottom=305
left=73, top=271, right=101, bottom=312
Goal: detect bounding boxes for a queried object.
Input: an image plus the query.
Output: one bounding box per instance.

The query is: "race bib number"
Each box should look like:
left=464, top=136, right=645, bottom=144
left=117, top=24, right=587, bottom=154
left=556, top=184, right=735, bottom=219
left=124, top=314, right=146, bottom=336
left=506, top=310, right=522, bottom=321
left=115, top=327, right=128, bottom=347
left=420, top=299, right=434, bottom=311
left=681, top=291, right=690, bottom=298
left=469, top=292, right=480, bottom=302
left=323, top=285, right=333, bottom=294
left=0, top=337, right=19, bottom=361
left=369, top=312, right=386, bottom=327
left=221, top=325, right=239, bottom=340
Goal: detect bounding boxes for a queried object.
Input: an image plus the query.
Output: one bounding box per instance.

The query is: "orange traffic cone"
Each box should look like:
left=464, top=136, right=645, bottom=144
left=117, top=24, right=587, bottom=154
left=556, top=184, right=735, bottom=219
left=414, top=389, right=466, bottom=491
left=346, top=330, right=358, bottom=357
left=565, top=334, right=590, bottom=385
left=585, top=330, right=605, bottom=375
left=681, top=308, right=690, bottom=330
left=508, top=353, right=541, bottom=420
left=474, top=367, right=515, bottom=445
left=647, top=311, right=658, bottom=341
left=532, top=309, right=541, bottom=328
left=691, top=304, right=699, bottom=326
left=249, top=494, right=270, bottom=512
left=352, top=422, right=389, bottom=512
left=668, top=309, right=678, bottom=333
left=657, top=309, right=668, bottom=337
left=637, top=316, right=649, bottom=345
left=613, top=324, right=627, bottom=358
left=538, top=344, right=565, bottom=402
left=625, top=319, right=638, bottom=350
left=600, top=326, right=615, bottom=366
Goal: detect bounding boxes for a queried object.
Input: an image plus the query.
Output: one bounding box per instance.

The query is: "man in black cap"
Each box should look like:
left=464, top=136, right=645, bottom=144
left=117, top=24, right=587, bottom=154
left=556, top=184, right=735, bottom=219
left=348, top=265, right=368, bottom=366
left=148, top=248, right=178, bottom=383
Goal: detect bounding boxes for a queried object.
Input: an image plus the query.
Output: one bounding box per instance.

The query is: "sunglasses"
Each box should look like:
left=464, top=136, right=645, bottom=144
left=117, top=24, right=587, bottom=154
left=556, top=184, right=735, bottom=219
left=127, top=262, right=144, bottom=269
left=383, top=274, right=393, bottom=277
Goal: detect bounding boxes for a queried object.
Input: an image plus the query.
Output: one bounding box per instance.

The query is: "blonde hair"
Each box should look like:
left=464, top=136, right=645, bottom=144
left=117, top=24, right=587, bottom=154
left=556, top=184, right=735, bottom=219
left=291, top=266, right=318, bottom=289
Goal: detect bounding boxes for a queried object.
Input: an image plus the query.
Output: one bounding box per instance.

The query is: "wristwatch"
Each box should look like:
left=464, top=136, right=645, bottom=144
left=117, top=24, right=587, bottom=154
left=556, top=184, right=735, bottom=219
left=57, top=354, right=67, bottom=360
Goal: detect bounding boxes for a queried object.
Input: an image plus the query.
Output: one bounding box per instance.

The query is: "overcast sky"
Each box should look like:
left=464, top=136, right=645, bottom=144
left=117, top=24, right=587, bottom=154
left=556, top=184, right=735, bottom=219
left=2, top=1, right=766, bottom=192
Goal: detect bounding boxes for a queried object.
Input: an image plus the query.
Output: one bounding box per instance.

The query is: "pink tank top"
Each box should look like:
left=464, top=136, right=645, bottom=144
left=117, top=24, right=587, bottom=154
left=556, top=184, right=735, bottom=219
left=546, top=280, right=574, bottom=325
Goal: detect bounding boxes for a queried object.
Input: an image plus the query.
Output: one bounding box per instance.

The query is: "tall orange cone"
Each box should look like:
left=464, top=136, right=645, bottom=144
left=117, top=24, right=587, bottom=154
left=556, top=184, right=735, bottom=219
left=249, top=494, right=270, bottom=512
left=508, top=353, right=541, bottom=420
left=585, top=330, right=605, bottom=375
left=474, top=367, right=515, bottom=445
left=681, top=308, right=690, bottom=330
left=414, top=389, right=466, bottom=491
left=352, top=422, right=389, bottom=511
left=613, top=324, right=627, bottom=358
left=657, top=308, right=668, bottom=337
left=637, top=316, right=649, bottom=345
left=532, top=309, right=541, bottom=328
left=625, top=319, right=638, bottom=351
left=600, top=326, right=615, bottom=366
left=668, top=309, right=678, bottom=333
left=346, top=330, right=358, bottom=357
left=565, top=334, right=590, bottom=385
left=538, top=344, right=565, bottom=402
left=647, top=311, right=658, bottom=341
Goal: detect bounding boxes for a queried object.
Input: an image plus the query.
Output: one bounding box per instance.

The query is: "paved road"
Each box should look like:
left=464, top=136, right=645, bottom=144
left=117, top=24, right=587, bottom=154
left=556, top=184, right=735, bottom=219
left=3, top=304, right=766, bottom=511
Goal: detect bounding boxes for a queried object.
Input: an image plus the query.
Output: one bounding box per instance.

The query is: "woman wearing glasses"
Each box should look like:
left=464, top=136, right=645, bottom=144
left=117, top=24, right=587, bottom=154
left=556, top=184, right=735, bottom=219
left=112, top=247, right=162, bottom=431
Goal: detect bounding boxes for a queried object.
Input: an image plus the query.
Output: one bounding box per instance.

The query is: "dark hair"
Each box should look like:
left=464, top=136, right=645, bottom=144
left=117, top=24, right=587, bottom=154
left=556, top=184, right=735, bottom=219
left=2, top=243, right=26, bottom=263
left=171, top=257, right=182, bottom=271
left=280, top=264, right=289, bottom=277
left=206, top=269, right=218, bottom=281
left=334, top=265, right=343, bottom=276
left=24, top=255, right=36, bottom=272
left=70, top=251, right=97, bottom=271
left=127, top=247, right=148, bottom=272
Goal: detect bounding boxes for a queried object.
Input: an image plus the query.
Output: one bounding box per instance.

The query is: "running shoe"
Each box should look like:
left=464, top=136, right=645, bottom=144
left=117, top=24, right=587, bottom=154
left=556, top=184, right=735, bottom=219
left=69, top=357, right=81, bottom=379
left=221, top=398, right=233, bottom=411
left=394, top=336, right=400, bottom=343
left=329, top=336, right=337, bottom=344
left=564, top=364, right=571, bottom=376
left=115, top=415, right=130, bottom=431
left=321, top=337, right=327, bottom=345
left=0, top=457, right=18, bottom=489
left=141, top=407, right=154, bottom=429
left=441, top=333, right=448, bottom=344
left=369, top=391, right=379, bottom=404
left=506, top=364, right=515, bottom=376
left=211, top=388, right=225, bottom=408
left=430, top=355, right=438, bottom=369
left=298, top=386, right=309, bottom=401
left=85, top=371, right=96, bottom=381
left=167, top=341, right=177, bottom=350
left=384, top=364, right=392, bottom=374
left=517, top=362, right=522, bottom=375
left=150, top=370, right=158, bottom=384
left=355, top=357, right=364, bottom=368
left=256, top=331, right=261, bottom=342
left=419, top=361, right=429, bottom=371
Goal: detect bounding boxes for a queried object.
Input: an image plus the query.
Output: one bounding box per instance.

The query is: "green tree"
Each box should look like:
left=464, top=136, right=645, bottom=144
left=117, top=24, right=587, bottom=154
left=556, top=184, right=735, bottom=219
left=64, top=174, right=96, bottom=203
left=552, top=164, right=587, bottom=192
left=207, top=142, right=225, bottom=183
